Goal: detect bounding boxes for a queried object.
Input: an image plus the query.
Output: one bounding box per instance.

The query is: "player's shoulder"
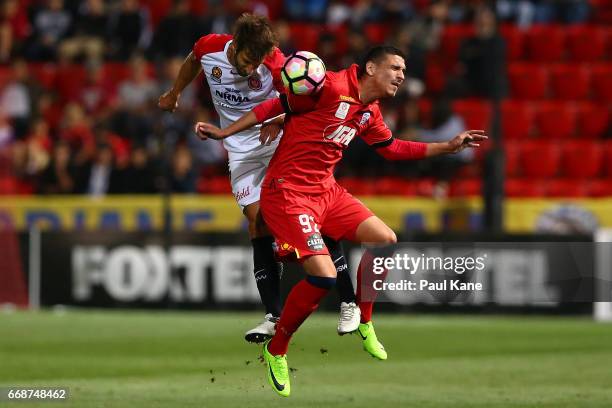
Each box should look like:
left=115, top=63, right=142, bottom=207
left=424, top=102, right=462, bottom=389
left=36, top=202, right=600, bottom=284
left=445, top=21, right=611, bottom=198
left=193, top=34, right=233, bottom=60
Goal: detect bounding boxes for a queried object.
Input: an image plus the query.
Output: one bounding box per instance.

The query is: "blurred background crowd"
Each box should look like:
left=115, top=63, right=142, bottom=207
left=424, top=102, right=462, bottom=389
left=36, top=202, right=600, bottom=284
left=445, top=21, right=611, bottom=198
left=0, top=0, right=610, bottom=198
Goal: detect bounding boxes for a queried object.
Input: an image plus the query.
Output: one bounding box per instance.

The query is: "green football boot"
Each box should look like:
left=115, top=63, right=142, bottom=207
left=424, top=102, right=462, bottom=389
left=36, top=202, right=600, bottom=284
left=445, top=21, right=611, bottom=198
left=262, top=340, right=290, bottom=397
left=358, top=321, right=388, bottom=360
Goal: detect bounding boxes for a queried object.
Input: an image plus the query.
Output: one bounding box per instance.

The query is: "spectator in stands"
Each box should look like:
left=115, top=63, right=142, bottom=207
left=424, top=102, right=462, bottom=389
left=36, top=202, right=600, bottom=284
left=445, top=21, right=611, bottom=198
left=284, top=0, right=328, bottom=22
left=149, top=0, right=199, bottom=60
left=408, top=0, right=449, bottom=54
left=0, top=0, right=30, bottom=62
left=118, top=144, right=158, bottom=194
left=38, top=140, right=75, bottom=194
left=273, top=19, right=296, bottom=56
left=108, top=0, right=151, bottom=60
left=455, top=6, right=507, bottom=99
left=59, top=102, right=95, bottom=166
left=317, top=32, right=341, bottom=72
left=26, top=0, right=72, bottom=61
left=77, top=143, right=120, bottom=196
left=415, top=98, right=472, bottom=180
left=340, top=28, right=368, bottom=69
left=200, top=2, right=234, bottom=35
left=112, top=53, right=157, bottom=144
left=58, top=0, right=108, bottom=62
left=78, top=60, right=117, bottom=118
left=0, top=59, right=41, bottom=139
left=532, top=0, right=590, bottom=24
left=0, top=112, right=13, bottom=147
left=12, top=118, right=51, bottom=180
left=170, top=144, right=196, bottom=193
left=187, top=107, right=226, bottom=170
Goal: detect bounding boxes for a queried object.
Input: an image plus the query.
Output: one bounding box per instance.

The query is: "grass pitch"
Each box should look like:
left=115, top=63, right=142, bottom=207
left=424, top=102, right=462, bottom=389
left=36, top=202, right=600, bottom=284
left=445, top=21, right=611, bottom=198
left=1, top=309, right=612, bottom=408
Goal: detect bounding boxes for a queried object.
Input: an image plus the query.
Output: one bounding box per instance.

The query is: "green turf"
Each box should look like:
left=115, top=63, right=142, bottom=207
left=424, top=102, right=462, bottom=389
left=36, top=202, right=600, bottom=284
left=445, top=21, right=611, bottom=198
left=1, top=309, right=612, bottom=407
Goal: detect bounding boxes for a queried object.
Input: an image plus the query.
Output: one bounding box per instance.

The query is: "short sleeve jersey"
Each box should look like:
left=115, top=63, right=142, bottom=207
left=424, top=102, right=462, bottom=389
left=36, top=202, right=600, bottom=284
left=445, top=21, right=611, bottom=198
left=193, top=34, right=285, bottom=161
left=264, top=64, right=393, bottom=193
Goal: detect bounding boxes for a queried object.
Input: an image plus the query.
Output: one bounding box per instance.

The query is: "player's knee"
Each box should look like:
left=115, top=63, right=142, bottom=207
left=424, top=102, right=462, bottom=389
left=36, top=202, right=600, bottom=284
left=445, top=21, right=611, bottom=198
left=306, top=275, right=337, bottom=289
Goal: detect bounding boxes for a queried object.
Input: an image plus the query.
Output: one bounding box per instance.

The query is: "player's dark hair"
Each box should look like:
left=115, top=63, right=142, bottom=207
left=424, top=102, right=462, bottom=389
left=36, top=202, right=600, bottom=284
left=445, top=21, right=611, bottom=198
left=358, top=46, right=405, bottom=77
left=232, top=13, right=278, bottom=63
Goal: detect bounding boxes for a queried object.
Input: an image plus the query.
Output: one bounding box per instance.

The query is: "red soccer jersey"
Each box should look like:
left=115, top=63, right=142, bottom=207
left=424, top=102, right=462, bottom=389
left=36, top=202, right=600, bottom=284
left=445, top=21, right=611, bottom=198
left=264, top=64, right=393, bottom=193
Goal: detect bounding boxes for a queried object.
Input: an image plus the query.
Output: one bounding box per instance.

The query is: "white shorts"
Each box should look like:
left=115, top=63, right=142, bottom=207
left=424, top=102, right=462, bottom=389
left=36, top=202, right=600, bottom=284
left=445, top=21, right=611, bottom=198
left=229, top=154, right=273, bottom=211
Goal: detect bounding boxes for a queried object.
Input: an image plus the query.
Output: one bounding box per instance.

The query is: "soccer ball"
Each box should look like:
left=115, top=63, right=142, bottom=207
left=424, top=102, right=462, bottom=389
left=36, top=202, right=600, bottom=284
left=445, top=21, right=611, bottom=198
left=281, top=51, right=326, bottom=95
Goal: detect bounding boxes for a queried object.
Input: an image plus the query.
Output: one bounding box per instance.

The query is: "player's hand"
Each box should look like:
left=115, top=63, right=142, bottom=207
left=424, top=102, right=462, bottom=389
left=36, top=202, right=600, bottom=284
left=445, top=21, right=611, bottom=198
left=158, top=90, right=179, bottom=112
left=447, top=130, right=488, bottom=153
left=259, top=122, right=282, bottom=146
left=195, top=122, right=227, bottom=140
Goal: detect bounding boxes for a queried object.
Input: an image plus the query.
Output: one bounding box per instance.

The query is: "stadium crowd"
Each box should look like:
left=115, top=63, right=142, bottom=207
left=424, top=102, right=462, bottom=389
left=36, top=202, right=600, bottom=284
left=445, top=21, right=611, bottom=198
left=0, top=0, right=609, bottom=197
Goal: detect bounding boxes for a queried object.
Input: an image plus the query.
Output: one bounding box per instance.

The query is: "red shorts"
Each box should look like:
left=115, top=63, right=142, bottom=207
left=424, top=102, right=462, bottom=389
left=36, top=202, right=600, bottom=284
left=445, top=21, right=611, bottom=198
left=260, top=182, right=374, bottom=261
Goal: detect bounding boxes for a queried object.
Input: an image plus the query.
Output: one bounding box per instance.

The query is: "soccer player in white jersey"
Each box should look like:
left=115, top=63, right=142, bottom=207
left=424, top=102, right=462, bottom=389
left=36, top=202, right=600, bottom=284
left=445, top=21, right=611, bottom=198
left=158, top=13, right=360, bottom=342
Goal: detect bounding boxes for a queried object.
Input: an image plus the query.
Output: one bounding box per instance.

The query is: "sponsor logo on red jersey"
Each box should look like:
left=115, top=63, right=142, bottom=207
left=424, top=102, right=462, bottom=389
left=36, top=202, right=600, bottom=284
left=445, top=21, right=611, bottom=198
left=306, top=233, right=325, bottom=251
left=324, top=124, right=357, bottom=146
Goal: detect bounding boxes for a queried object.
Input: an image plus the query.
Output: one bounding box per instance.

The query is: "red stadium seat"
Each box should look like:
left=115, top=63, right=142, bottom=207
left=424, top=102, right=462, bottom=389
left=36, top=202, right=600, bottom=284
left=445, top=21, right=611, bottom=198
left=499, top=24, right=525, bottom=61
left=289, top=23, right=321, bottom=52
left=29, top=63, right=57, bottom=89
left=55, top=64, right=87, bottom=102
left=591, top=64, right=612, bottom=101
left=604, top=141, right=612, bottom=177
left=508, top=63, right=549, bottom=99
left=545, top=178, right=589, bottom=197
left=501, top=100, right=535, bottom=140
left=425, top=61, right=446, bottom=95
left=587, top=179, right=612, bottom=197
left=566, top=25, right=608, bottom=62
left=534, top=102, right=578, bottom=139
left=439, top=25, right=474, bottom=62
left=521, top=141, right=561, bottom=178
left=374, top=177, right=416, bottom=196
left=576, top=102, right=610, bottom=139
left=364, top=23, right=392, bottom=44
left=550, top=64, right=591, bottom=100
left=504, top=143, right=521, bottom=177
left=337, top=177, right=376, bottom=196
left=0, top=66, right=11, bottom=89
left=449, top=178, right=481, bottom=197
left=505, top=178, right=546, bottom=197
left=452, top=99, right=491, bottom=130
left=562, top=140, right=603, bottom=178
left=525, top=25, right=566, bottom=62
left=0, top=176, right=18, bottom=195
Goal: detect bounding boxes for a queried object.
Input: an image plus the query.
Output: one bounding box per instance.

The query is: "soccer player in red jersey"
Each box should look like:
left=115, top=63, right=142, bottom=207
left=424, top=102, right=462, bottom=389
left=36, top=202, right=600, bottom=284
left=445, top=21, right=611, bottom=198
left=158, top=14, right=361, bottom=344
left=196, top=46, right=487, bottom=396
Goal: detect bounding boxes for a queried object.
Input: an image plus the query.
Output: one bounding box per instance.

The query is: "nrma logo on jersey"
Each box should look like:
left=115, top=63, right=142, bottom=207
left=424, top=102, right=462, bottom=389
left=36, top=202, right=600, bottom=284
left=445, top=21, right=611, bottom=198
left=215, top=87, right=251, bottom=106
left=324, top=124, right=356, bottom=146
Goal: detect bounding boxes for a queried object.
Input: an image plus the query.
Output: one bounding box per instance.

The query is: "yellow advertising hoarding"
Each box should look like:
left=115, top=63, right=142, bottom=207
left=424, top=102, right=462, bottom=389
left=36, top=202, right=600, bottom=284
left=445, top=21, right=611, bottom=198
left=1, top=195, right=611, bottom=233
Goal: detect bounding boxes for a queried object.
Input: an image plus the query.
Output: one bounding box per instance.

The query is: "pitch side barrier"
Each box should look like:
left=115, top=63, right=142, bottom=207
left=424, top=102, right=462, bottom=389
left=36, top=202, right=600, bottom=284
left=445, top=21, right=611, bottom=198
left=14, top=231, right=611, bottom=316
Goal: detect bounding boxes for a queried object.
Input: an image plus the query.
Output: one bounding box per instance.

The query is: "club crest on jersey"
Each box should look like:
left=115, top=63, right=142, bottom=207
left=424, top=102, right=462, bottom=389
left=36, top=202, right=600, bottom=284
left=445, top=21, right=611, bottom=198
left=359, top=112, right=371, bottom=125
left=335, top=102, right=350, bottom=119
left=248, top=74, right=262, bottom=90
left=324, top=124, right=356, bottom=146
left=211, top=66, right=222, bottom=83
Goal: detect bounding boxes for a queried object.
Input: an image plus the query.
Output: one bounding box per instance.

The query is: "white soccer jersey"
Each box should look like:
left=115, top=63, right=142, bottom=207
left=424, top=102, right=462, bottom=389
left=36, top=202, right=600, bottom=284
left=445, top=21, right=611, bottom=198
left=193, top=34, right=286, bottom=162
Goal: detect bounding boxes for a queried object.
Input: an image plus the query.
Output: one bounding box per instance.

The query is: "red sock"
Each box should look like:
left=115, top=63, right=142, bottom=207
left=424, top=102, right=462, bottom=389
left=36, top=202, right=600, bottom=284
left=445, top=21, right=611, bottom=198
left=268, top=279, right=329, bottom=356
left=356, top=250, right=388, bottom=323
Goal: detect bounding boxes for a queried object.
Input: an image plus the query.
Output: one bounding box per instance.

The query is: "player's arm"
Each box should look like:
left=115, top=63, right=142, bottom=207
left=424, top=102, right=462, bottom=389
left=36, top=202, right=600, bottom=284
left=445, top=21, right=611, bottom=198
left=375, top=130, right=487, bottom=160
left=158, top=51, right=202, bottom=112
left=195, top=93, right=316, bottom=140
